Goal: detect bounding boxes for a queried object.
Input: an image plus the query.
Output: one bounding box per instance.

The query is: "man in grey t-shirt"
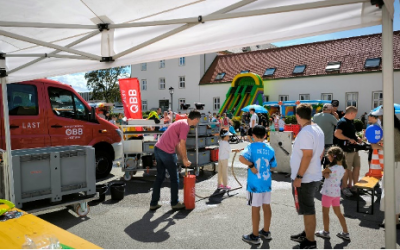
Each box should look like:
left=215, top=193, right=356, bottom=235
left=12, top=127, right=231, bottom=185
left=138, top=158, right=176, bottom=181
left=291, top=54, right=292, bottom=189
left=313, top=103, right=338, bottom=167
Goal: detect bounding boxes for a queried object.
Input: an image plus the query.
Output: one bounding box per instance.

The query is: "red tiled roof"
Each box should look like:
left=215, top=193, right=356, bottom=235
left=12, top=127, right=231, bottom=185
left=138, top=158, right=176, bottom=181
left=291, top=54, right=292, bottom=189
left=200, top=31, right=400, bottom=84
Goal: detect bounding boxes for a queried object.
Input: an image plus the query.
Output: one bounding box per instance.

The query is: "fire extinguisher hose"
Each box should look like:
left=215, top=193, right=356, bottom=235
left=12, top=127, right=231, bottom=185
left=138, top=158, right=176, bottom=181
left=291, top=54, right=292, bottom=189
left=194, top=151, right=242, bottom=199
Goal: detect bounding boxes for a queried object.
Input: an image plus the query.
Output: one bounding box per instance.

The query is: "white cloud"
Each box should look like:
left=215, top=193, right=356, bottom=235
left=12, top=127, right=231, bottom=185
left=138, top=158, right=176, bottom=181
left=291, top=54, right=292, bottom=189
left=49, top=73, right=90, bottom=92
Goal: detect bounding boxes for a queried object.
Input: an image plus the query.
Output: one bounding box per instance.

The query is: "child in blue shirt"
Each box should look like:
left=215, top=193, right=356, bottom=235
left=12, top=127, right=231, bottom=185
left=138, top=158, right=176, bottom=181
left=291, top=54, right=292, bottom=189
left=239, top=125, right=277, bottom=245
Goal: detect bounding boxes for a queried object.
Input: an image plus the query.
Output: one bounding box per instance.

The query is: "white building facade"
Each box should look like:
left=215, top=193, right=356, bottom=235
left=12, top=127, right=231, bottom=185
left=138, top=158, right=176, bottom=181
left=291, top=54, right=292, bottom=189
left=131, top=53, right=217, bottom=113
left=263, top=72, right=400, bottom=117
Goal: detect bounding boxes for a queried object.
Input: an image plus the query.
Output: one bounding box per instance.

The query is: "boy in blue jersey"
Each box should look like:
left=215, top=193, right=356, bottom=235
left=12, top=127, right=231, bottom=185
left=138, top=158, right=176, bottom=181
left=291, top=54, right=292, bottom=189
left=239, top=125, right=277, bottom=245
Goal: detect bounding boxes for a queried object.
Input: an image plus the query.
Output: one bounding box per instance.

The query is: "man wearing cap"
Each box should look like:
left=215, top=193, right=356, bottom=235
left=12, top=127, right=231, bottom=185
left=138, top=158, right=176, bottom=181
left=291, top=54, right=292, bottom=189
left=334, top=106, right=362, bottom=197
left=313, top=103, right=338, bottom=168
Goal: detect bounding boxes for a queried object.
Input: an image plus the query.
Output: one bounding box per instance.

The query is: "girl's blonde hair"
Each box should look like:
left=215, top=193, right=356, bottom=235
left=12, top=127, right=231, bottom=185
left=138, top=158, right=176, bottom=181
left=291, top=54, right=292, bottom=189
left=326, top=146, right=347, bottom=169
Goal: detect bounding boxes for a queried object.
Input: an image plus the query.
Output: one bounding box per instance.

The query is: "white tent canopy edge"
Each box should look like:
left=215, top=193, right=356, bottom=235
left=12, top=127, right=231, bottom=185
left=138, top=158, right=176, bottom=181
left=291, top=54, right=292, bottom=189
left=0, top=0, right=396, bottom=248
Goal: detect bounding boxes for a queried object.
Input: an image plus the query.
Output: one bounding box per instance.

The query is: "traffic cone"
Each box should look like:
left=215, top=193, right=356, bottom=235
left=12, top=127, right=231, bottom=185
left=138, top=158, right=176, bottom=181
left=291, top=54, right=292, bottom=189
left=365, top=149, right=383, bottom=179
left=378, top=149, right=384, bottom=171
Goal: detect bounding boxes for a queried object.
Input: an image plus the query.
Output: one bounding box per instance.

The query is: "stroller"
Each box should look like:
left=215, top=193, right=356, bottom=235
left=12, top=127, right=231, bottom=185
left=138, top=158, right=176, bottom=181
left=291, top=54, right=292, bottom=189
left=228, top=125, right=240, bottom=144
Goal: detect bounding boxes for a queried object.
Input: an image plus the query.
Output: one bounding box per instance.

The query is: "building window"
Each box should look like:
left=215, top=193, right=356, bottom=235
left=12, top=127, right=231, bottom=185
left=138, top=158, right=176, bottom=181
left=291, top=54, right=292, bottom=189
left=215, top=72, right=226, bottom=80
left=299, top=94, right=310, bottom=100
left=141, top=79, right=147, bottom=91
left=179, top=99, right=186, bottom=110
left=263, top=68, right=276, bottom=76
left=365, top=58, right=381, bottom=68
left=279, top=95, right=289, bottom=101
left=346, top=92, right=358, bottom=107
left=372, top=91, right=383, bottom=109
left=264, top=95, right=269, bottom=102
left=213, top=97, right=220, bottom=110
left=179, top=57, right=185, bottom=66
left=141, top=63, right=147, bottom=71
left=159, top=60, right=165, bottom=68
left=179, top=76, right=185, bottom=88
left=142, top=100, right=148, bottom=111
left=321, top=93, right=333, bottom=101
left=325, top=61, right=341, bottom=72
left=293, top=65, right=306, bottom=74
left=159, top=78, right=166, bottom=90
left=240, top=70, right=250, bottom=74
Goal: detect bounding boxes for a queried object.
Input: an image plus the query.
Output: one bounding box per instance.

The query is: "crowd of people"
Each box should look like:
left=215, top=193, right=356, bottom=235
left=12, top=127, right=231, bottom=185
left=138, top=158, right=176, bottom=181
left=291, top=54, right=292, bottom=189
left=103, top=102, right=399, bottom=248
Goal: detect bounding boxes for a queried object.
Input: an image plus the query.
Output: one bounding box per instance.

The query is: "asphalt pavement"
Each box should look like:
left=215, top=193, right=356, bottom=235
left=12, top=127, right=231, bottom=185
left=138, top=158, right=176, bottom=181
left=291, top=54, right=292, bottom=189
left=36, top=141, right=400, bottom=249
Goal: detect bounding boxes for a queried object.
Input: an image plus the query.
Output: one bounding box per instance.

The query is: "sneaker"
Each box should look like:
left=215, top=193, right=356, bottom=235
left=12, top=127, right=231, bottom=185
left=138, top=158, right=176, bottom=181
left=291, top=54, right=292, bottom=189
left=299, top=238, right=317, bottom=249
left=290, top=231, right=306, bottom=243
left=315, top=230, right=330, bottom=239
left=242, top=233, right=262, bottom=245
left=336, top=232, right=351, bottom=241
left=223, top=185, right=231, bottom=190
left=171, top=202, right=185, bottom=210
left=149, top=204, right=162, bottom=210
left=259, top=229, right=272, bottom=240
left=217, top=184, right=224, bottom=189
left=342, top=188, right=353, bottom=197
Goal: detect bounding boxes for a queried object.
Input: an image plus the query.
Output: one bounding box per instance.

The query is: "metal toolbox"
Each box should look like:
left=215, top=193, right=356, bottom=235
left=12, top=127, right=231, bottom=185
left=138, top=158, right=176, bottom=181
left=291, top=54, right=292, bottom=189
left=186, top=137, right=206, bottom=149
left=200, top=114, right=209, bottom=124
left=11, top=146, right=96, bottom=208
left=143, top=141, right=157, bottom=153
left=188, top=150, right=211, bottom=166
left=205, top=136, right=219, bottom=146
left=189, top=125, right=207, bottom=136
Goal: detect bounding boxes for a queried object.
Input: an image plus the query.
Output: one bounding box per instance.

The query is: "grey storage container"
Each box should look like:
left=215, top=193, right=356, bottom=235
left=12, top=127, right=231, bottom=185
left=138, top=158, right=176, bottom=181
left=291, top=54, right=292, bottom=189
left=188, top=125, right=207, bottom=136
left=207, top=126, right=220, bottom=135
left=188, top=150, right=211, bottom=166
left=206, top=136, right=219, bottom=146
left=200, top=114, right=209, bottom=124
left=11, top=146, right=96, bottom=208
left=143, top=141, right=157, bottom=153
left=186, top=137, right=206, bottom=149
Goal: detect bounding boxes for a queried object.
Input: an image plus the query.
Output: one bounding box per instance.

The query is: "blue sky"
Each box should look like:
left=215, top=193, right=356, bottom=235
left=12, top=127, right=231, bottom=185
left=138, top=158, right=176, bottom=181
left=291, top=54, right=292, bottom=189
left=51, top=2, right=399, bottom=92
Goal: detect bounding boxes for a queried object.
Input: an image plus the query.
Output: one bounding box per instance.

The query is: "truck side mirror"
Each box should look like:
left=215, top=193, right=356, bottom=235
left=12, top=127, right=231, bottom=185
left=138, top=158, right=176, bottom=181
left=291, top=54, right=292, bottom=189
left=90, top=107, right=96, bottom=121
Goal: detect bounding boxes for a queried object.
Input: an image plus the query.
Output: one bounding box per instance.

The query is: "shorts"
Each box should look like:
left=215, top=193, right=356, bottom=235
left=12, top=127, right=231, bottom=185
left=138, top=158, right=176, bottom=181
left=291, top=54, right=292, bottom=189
left=247, top=191, right=271, bottom=207
left=247, top=128, right=253, bottom=136
left=344, top=151, right=360, bottom=169
left=292, top=181, right=319, bottom=215
left=321, top=195, right=341, bottom=207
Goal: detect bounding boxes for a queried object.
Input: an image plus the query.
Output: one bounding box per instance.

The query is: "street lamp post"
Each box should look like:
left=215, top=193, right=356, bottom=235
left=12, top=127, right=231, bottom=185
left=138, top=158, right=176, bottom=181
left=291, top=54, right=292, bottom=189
left=169, top=87, right=174, bottom=111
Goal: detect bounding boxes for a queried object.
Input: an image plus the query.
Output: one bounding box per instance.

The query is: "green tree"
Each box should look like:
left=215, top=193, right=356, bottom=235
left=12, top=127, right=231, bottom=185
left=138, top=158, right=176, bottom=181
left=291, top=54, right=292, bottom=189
left=85, top=66, right=129, bottom=103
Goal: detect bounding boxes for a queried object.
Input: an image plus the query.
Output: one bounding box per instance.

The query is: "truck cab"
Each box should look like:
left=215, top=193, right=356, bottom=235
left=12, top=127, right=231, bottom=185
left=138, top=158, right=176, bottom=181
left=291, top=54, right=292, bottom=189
left=0, top=79, right=123, bottom=179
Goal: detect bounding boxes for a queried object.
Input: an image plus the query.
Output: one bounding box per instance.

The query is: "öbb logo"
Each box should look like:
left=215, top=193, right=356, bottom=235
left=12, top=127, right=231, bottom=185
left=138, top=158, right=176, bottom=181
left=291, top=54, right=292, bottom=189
left=128, top=89, right=139, bottom=113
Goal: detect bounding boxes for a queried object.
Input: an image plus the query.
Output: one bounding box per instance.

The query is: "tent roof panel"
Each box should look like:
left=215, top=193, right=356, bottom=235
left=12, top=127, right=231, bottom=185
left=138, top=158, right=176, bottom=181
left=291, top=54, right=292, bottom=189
left=0, top=0, right=393, bottom=83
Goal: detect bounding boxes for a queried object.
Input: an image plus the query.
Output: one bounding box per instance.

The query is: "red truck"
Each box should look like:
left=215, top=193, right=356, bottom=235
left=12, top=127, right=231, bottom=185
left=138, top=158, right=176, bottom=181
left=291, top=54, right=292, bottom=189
left=0, top=79, right=123, bottom=178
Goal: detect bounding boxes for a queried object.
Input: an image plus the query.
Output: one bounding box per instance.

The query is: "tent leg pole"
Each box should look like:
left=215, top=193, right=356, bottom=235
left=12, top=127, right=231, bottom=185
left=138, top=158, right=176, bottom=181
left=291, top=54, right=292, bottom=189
left=1, top=77, right=14, bottom=203
left=382, top=5, right=396, bottom=249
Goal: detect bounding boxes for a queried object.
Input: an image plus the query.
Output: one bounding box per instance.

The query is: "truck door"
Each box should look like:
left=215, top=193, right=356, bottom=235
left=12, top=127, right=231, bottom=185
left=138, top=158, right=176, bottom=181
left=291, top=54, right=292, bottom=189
left=46, top=86, right=92, bottom=146
left=0, top=83, right=48, bottom=150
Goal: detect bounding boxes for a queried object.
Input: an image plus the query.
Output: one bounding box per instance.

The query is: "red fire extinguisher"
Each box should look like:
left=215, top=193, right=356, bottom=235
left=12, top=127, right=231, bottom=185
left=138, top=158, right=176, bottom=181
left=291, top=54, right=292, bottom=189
left=184, top=173, right=196, bottom=210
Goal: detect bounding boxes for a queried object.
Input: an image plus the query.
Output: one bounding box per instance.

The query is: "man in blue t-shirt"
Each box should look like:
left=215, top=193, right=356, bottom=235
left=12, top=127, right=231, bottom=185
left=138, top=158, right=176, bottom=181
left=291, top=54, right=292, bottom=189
left=239, top=125, right=277, bottom=245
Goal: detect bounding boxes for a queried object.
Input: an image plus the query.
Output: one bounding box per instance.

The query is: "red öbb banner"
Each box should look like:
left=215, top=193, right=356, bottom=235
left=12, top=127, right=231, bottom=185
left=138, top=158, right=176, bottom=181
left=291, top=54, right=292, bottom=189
left=118, top=78, right=142, bottom=119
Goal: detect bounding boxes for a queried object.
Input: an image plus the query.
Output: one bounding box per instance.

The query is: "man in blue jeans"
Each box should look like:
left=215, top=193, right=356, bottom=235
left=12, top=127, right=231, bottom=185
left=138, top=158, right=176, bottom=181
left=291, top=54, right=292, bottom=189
left=150, top=110, right=202, bottom=210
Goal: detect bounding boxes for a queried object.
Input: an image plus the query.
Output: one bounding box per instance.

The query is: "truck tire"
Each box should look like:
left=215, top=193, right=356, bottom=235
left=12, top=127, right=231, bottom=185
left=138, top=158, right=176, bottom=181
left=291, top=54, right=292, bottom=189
left=96, top=150, right=113, bottom=179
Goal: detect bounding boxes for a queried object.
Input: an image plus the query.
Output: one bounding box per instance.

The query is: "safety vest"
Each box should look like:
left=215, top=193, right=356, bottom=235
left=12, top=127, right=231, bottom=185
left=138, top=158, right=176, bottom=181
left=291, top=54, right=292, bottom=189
left=147, top=111, right=159, bottom=120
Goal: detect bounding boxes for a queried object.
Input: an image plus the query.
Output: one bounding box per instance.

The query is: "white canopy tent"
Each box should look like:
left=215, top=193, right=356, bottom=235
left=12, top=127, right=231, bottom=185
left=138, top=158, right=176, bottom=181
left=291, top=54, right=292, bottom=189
left=0, top=0, right=397, bottom=247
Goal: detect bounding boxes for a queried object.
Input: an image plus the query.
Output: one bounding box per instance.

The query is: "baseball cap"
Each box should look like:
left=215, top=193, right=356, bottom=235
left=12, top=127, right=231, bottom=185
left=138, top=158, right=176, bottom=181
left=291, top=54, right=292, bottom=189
left=220, top=129, right=232, bottom=137
left=370, top=107, right=383, bottom=116
left=331, top=100, right=339, bottom=107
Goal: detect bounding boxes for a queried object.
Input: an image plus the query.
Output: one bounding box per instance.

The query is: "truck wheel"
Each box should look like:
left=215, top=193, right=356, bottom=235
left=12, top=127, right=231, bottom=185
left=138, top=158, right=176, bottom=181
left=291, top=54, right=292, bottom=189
left=96, top=150, right=112, bottom=179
